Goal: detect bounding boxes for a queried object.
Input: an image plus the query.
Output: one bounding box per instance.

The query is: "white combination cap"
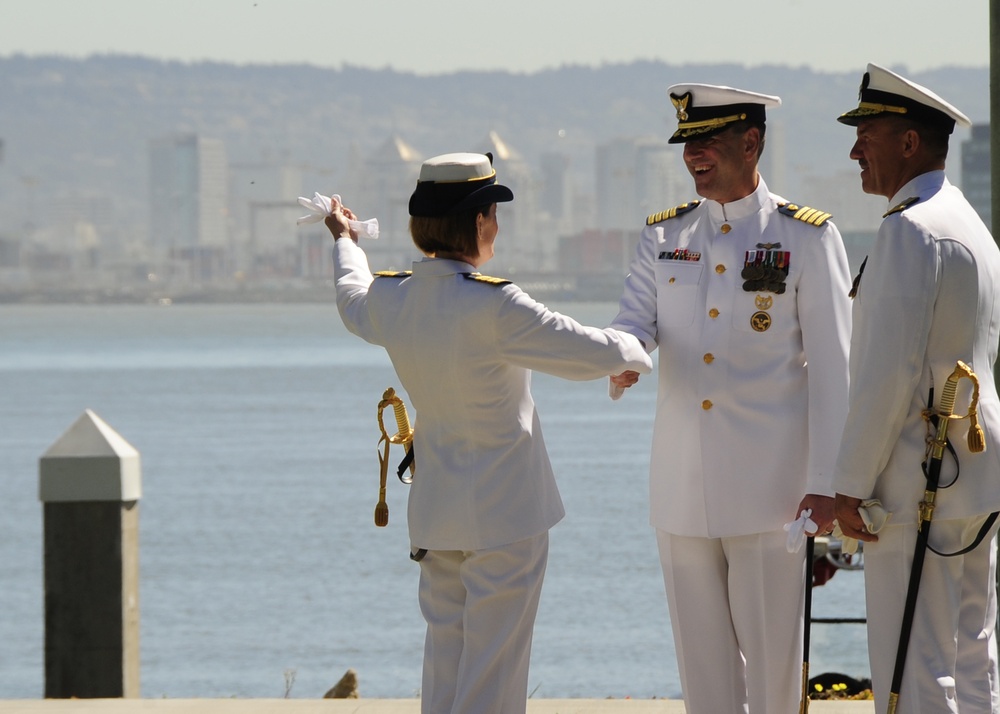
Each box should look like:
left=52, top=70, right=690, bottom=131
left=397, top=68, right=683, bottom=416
left=666, top=83, right=781, bottom=144
left=408, top=152, right=514, bottom=217
left=838, top=63, right=971, bottom=134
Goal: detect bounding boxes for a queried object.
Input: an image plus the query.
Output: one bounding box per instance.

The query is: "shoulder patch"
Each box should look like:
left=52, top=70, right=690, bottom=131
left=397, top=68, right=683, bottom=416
left=777, top=203, right=832, bottom=227
left=464, top=273, right=512, bottom=286
left=883, top=196, right=920, bottom=218
left=647, top=200, right=701, bottom=225
left=374, top=270, right=411, bottom=278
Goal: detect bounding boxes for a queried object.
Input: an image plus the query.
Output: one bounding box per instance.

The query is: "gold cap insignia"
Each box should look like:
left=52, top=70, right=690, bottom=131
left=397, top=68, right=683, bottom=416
left=670, top=92, right=691, bottom=122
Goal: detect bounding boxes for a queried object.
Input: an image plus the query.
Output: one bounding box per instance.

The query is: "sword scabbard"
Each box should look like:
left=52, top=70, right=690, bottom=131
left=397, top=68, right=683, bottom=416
left=917, top=491, right=936, bottom=531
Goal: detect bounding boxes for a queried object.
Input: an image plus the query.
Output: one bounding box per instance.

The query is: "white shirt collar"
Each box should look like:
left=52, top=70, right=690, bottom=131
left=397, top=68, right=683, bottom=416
left=888, top=170, right=948, bottom=207
left=703, top=175, right=770, bottom=222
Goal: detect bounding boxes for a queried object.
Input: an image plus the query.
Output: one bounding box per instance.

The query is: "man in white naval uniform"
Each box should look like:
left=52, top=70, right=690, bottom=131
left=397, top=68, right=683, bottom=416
left=610, top=84, right=852, bottom=713
left=833, top=64, right=1000, bottom=714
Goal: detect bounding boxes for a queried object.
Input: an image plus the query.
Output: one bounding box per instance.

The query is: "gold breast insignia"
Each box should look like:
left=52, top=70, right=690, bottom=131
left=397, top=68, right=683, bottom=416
left=750, top=311, right=772, bottom=332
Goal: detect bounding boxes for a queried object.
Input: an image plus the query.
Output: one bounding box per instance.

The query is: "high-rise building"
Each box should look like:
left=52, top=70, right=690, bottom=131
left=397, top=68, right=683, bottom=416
left=148, top=134, right=229, bottom=278
left=477, top=131, right=539, bottom=273
left=539, top=152, right=572, bottom=229
left=961, top=124, right=991, bottom=231
left=635, top=140, right=682, bottom=218
left=355, top=134, right=422, bottom=271
left=596, top=137, right=683, bottom=231
left=229, top=161, right=303, bottom=275
left=758, top=120, right=786, bottom=192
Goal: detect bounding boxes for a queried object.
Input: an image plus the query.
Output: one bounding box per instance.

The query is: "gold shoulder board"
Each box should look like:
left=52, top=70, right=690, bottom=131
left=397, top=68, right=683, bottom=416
left=374, top=270, right=412, bottom=278
left=646, top=200, right=701, bottom=226
left=464, top=273, right=512, bottom=286
left=883, top=196, right=920, bottom=218
left=777, top=203, right=832, bottom=227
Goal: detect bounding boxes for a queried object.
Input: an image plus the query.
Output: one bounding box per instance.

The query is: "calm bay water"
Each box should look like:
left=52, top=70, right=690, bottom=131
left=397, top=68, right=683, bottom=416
left=0, top=303, right=869, bottom=699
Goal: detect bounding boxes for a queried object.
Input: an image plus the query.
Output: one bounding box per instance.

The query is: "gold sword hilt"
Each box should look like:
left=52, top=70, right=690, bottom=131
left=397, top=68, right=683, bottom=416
left=381, top=387, right=414, bottom=448
left=920, top=361, right=984, bottom=531
left=380, top=387, right=414, bottom=479
left=373, top=388, right=415, bottom=527
left=928, top=360, right=983, bottom=460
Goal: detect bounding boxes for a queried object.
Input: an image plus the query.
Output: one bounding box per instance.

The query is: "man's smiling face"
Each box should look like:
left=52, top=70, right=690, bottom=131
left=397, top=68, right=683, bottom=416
left=682, top=125, right=760, bottom=203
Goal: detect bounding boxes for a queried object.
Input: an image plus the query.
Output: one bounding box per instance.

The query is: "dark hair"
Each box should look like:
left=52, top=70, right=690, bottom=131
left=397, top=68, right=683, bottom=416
left=409, top=204, right=492, bottom=258
left=890, top=116, right=950, bottom=162
left=727, top=120, right=767, bottom=158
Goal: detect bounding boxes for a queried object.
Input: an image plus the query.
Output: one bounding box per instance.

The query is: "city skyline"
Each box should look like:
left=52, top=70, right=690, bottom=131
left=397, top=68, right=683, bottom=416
left=2, top=0, right=990, bottom=76
left=0, top=54, right=989, bottom=302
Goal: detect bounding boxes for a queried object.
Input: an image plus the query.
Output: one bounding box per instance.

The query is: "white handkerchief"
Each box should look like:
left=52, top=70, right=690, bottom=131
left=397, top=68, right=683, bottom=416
left=784, top=508, right=817, bottom=553
left=296, top=193, right=379, bottom=239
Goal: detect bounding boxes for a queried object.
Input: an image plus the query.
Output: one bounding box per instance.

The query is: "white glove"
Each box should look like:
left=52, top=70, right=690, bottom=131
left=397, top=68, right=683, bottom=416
left=833, top=499, right=891, bottom=555
left=784, top=508, right=818, bottom=553
left=296, top=193, right=379, bottom=239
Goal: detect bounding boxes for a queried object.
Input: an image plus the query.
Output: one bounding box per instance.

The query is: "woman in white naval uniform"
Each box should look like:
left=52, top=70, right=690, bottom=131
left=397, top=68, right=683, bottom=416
left=326, top=153, right=652, bottom=714
left=610, top=85, right=852, bottom=714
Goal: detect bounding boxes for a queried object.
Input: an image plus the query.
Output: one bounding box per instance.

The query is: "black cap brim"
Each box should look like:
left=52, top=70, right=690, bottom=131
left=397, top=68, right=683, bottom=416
left=409, top=181, right=514, bottom=217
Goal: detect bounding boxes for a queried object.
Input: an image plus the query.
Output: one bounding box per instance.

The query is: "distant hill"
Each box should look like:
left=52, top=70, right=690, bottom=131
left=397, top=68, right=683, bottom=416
left=0, top=55, right=989, bottom=243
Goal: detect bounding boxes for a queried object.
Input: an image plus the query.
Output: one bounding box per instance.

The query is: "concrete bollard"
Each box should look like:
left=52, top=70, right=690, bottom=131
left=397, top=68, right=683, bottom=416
left=38, top=409, right=141, bottom=699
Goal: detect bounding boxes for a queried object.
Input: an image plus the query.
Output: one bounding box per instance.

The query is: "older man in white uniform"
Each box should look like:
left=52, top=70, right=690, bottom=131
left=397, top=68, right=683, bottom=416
left=610, top=84, right=852, bottom=713
left=833, top=64, right=1000, bottom=714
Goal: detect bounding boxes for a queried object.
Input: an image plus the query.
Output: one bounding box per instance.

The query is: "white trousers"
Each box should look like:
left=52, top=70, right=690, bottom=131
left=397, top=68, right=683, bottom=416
left=656, top=528, right=805, bottom=714
left=863, top=518, right=1000, bottom=714
left=417, top=531, right=548, bottom=714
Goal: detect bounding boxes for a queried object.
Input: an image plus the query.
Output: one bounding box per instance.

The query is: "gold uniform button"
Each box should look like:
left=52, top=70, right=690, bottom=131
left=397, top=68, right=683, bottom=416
left=703, top=353, right=714, bottom=364
left=715, top=264, right=726, bottom=274
left=702, top=400, right=713, bottom=410
left=709, top=308, right=720, bottom=319
left=721, top=224, right=731, bottom=234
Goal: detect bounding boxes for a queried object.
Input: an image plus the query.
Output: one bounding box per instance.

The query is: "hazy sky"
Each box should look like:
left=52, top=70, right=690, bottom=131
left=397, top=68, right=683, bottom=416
left=0, top=0, right=990, bottom=75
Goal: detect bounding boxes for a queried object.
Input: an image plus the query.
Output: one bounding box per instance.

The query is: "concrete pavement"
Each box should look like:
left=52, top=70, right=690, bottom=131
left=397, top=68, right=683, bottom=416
left=0, top=699, right=876, bottom=713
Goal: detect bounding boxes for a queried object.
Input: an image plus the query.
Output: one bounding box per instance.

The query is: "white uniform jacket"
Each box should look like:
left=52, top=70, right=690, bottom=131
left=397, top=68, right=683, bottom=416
left=833, top=171, right=1000, bottom=524
left=334, top=238, right=653, bottom=551
left=612, top=178, right=852, bottom=538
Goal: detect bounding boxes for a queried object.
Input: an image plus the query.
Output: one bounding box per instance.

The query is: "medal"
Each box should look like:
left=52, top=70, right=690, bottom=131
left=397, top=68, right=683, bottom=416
left=750, top=311, right=771, bottom=332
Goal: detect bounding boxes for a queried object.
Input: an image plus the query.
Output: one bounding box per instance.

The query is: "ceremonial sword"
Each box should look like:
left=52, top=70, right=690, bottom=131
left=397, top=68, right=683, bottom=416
left=374, top=387, right=415, bottom=527
left=799, top=534, right=815, bottom=714
left=887, top=360, right=984, bottom=714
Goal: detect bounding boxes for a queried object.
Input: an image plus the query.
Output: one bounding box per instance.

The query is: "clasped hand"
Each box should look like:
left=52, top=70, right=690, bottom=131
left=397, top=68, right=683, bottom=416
left=324, top=195, right=358, bottom=241
left=611, top=370, right=641, bottom=390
